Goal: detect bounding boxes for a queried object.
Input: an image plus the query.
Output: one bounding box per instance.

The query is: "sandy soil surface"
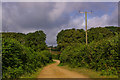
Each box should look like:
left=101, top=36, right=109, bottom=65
left=37, top=60, right=89, bottom=78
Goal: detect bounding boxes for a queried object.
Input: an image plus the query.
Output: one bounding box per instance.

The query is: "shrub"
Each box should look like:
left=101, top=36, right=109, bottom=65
left=2, top=38, right=53, bottom=78
left=60, top=34, right=119, bottom=76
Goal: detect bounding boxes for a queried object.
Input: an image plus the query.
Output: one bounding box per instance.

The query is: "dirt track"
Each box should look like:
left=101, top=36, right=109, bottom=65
left=37, top=60, right=89, bottom=78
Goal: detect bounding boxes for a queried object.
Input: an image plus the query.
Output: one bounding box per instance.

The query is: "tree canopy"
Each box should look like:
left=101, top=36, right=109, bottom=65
left=25, top=31, right=47, bottom=51
left=57, top=26, right=119, bottom=51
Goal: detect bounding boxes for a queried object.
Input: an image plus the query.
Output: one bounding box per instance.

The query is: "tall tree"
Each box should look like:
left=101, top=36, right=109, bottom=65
left=25, top=30, right=47, bottom=52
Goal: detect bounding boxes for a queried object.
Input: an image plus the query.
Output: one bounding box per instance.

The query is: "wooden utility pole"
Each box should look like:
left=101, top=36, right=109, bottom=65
left=79, top=11, right=92, bottom=45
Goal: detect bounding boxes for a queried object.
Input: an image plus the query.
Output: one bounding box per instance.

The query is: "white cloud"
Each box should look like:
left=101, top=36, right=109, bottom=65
left=2, top=2, right=118, bottom=46
left=64, top=10, right=118, bottom=31
left=109, top=7, right=118, bottom=26
left=44, top=27, right=62, bottom=46
left=62, top=14, right=110, bottom=30
left=87, top=7, right=118, bottom=29
left=68, top=16, right=84, bottom=29
left=49, top=3, right=66, bottom=21
left=88, top=14, right=109, bottom=28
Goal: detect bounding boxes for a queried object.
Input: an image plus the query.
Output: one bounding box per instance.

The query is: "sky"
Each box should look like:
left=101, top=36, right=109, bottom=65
left=2, top=2, right=119, bottom=46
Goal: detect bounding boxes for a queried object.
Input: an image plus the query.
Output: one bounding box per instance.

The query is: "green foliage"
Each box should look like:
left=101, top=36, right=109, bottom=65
left=52, top=54, right=60, bottom=60
left=57, top=26, right=118, bottom=51
left=51, top=48, right=60, bottom=51
left=2, top=32, right=26, bottom=45
left=2, top=30, right=47, bottom=52
left=2, top=30, right=53, bottom=78
left=25, top=31, right=47, bottom=52
left=59, top=34, right=119, bottom=76
left=87, top=27, right=115, bottom=43
left=57, top=28, right=85, bottom=50
left=0, top=33, right=2, bottom=79
left=2, top=38, right=53, bottom=78
left=105, top=26, right=120, bottom=33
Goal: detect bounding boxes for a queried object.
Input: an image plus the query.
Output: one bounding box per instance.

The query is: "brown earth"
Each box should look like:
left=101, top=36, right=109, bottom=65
left=37, top=60, right=89, bottom=78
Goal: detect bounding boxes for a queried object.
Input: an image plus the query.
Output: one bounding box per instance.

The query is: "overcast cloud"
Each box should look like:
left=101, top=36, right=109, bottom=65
left=2, top=2, right=118, bottom=46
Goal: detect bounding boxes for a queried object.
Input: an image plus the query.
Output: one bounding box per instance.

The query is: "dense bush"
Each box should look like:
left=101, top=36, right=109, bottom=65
left=57, top=26, right=119, bottom=51
left=105, top=26, right=120, bottom=33
left=0, top=34, right=2, bottom=79
left=57, top=28, right=85, bottom=51
left=60, top=34, right=119, bottom=76
left=25, top=31, right=47, bottom=52
left=52, top=54, right=60, bottom=60
left=87, top=27, right=116, bottom=43
left=2, top=30, right=47, bottom=52
left=2, top=32, right=26, bottom=45
left=2, top=36, right=52, bottom=78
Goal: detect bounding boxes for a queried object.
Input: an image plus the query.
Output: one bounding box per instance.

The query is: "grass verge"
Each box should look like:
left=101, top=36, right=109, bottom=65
left=58, top=65, right=118, bottom=78
left=21, top=61, right=56, bottom=78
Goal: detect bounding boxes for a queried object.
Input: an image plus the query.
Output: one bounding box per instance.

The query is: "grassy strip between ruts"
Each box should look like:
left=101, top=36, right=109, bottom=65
left=20, top=61, right=56, bottom=78
left=58, top=64, right=118, bottom=78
